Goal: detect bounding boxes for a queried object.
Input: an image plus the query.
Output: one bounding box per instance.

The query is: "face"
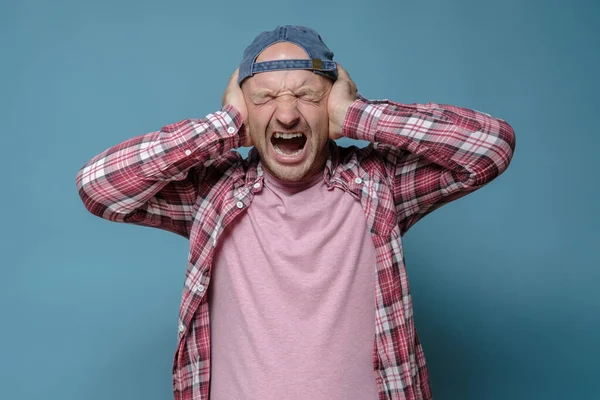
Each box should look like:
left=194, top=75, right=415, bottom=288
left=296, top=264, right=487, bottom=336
left=241, top=43, right=333, bottom=182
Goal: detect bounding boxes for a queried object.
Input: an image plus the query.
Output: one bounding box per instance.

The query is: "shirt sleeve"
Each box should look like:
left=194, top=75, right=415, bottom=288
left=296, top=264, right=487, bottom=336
left=342, top=96, right=516, bottom=236
left=75, top=105, right=246, bottom=238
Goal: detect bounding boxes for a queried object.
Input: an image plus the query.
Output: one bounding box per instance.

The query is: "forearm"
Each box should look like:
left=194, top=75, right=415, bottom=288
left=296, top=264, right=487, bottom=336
left=342, top=96, right=516, bottom=188
left=76, top=105, right=246, bottom=223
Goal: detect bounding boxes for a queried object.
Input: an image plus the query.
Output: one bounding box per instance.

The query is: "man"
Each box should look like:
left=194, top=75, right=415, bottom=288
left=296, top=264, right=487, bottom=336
left=76, top=25, right=515, bottom=400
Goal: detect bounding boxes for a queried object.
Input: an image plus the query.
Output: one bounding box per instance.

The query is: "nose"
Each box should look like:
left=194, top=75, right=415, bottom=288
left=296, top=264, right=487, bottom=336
left=274, top=96, right=301, bottom=128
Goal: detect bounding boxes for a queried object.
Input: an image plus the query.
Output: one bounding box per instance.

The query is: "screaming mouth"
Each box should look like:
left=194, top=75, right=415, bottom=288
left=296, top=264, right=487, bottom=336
left=271, top=132, right=307, bottom=156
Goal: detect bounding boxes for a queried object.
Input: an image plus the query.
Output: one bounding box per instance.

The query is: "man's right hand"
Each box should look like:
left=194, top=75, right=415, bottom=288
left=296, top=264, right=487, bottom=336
left=222, top=69, right=252, bottom=147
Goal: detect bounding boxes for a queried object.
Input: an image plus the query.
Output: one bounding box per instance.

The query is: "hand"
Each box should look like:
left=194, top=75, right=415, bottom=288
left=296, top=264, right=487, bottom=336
left=328, top=64, right=358, bottom=140
left=222, top=69, right=252, bottom=147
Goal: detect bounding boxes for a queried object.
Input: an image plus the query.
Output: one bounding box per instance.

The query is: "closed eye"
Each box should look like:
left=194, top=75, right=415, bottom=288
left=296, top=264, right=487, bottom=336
left=296, top=91, right=323, bottom=103
left=251, top=94, right=274, bottom=105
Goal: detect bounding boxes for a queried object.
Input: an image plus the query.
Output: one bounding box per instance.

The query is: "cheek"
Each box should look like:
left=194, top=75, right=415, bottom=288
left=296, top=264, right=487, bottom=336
left=247, top=108, right=273, bottom=139
left=301, top=106, right=329, bottom=137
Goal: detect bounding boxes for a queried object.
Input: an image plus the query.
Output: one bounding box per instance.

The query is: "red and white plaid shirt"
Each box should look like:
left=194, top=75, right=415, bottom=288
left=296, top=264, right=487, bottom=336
left=76, top=96, right=515, bottom=400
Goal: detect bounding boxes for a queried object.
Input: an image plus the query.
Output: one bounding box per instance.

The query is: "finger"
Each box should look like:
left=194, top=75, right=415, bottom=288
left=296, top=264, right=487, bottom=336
left=336, top=63, right=350, bottom=80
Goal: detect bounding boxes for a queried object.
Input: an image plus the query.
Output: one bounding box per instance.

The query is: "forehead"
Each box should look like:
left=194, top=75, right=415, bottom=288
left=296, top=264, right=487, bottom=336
left=244, top=69, right=330, bottom=94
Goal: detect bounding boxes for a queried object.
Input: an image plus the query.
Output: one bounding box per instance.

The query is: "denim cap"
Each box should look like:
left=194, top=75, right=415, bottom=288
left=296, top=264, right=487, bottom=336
left=238, top=25, right=338, bottom=85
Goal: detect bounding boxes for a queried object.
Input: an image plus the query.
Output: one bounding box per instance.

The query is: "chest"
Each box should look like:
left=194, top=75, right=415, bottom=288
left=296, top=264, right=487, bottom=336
left=218, top=183, right=377, bottom=285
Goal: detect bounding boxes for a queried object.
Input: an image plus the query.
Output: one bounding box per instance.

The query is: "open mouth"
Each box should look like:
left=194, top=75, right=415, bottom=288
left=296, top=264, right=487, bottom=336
left=270, top=132, right=307, bottom=157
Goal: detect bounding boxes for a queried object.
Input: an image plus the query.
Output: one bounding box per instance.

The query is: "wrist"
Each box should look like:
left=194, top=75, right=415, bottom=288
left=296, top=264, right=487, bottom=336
left=220, top=104, right=250, bottom=147
left=341, top=97, right=377, bottom=141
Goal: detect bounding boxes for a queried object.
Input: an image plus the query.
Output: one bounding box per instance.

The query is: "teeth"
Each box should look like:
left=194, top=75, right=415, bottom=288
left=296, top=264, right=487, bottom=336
left=274, top=132, right=303, bottom=139
left=274, top=144, right=303, bottom=156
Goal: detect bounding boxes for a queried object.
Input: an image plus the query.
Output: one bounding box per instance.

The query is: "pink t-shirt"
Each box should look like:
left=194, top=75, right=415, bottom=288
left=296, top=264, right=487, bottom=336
left=208, top=167, right=379, bottom=400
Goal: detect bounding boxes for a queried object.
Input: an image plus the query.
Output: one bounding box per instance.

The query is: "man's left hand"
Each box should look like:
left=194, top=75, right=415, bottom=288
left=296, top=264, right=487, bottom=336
left=328, top=64, right=358, bottom=140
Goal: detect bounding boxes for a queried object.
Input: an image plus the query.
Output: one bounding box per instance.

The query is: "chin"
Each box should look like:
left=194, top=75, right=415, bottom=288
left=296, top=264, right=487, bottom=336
left=264, top=160, right=313, bottom=182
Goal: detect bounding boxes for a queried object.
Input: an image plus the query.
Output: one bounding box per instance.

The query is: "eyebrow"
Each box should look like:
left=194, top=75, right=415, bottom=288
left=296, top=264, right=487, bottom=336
left=251, top=86, right=323, bottom=99
left=252, top=90, right=274, bottom=99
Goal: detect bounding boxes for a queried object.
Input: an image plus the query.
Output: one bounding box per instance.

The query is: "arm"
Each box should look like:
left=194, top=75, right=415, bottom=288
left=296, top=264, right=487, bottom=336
left=328, top=65, right=516, bottom=236
left=76, top=69, right=251, bottom=238
left=75, top=105, right=246, bottom=238
left=343, top=97, right=516, bottom=235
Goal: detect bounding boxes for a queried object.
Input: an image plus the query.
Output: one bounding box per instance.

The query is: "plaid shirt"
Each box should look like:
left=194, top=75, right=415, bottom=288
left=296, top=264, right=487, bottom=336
left=76, top=96, right=515, bottom=400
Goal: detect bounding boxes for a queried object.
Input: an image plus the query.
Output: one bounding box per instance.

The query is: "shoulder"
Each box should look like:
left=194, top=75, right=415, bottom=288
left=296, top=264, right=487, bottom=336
left=332, top=143, right=387, bottom=175
left=333, top=140, right=400, bottom=176
left=192, top=150, right=246, bottom=194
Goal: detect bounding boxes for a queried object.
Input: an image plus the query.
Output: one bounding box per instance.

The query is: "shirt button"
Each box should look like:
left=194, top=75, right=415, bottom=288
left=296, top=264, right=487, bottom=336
left=355, top=177, right=363, bottom=184
left=253, top=182, right=260, bottom=189
left=195, top=284, right=205, bottom=292
left=179, top=323, right=185, bottom=333
left=236, top=201, right=244, bottom=209
left=184, top=149, right=191, bottom=156
left=227, top=127, right=236, bottom=134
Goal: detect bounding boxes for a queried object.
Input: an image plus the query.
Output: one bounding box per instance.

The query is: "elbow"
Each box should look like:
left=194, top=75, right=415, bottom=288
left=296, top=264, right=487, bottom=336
left=500, top=118, right=516, bottom=157
left=77, top=187, right=107, bottom=219
left=76, top=167, right=100, bottom=218
left=467, top=119, right=516, bottom=187
left=75, top=165, right=114, bottom=220
left=497, top=118, right=516, bottom=174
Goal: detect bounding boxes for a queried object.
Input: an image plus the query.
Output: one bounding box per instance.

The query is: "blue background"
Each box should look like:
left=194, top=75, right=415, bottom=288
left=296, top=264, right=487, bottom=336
left=2, top=0, right=598, bottom=399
